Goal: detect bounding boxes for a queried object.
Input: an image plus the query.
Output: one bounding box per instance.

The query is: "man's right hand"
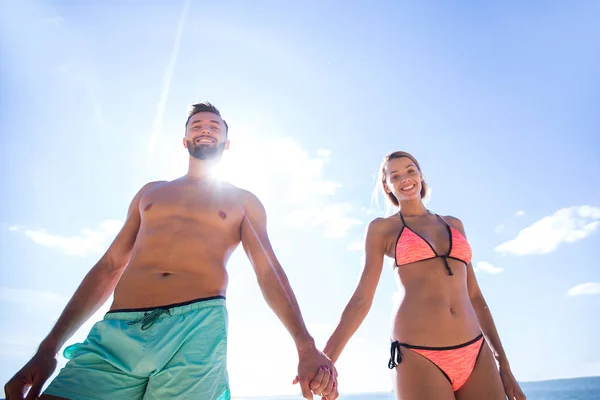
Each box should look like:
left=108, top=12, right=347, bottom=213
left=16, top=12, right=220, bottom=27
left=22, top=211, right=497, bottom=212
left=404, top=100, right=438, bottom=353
left=4, top=349, right=57, bottom=400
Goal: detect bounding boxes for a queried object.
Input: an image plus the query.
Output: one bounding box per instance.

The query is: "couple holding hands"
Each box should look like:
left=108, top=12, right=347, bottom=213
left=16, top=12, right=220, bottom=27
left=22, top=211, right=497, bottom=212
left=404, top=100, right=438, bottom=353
left=5, top=102, right=525, bottom=400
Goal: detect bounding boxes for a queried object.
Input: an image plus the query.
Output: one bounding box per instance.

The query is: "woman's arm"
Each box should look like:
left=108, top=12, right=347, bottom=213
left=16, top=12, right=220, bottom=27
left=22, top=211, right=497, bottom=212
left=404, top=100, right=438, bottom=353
left=466, top=263, right=510, bottom=366
left=447, top=216, right=526, bottom=399
left=446, top=216, right=511, bottom=367
left=323, top=218, right=387, bottom=363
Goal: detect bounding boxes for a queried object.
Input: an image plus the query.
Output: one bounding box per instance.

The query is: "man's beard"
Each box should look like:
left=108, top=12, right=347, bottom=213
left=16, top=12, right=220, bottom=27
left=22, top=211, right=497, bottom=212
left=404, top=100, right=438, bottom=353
left=186, top=140, right=226, bottom=160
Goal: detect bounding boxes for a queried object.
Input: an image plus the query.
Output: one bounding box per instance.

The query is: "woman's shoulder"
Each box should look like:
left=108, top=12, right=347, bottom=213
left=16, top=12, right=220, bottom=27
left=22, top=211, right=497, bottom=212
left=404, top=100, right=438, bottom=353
left=368, top=213, right=403, bottom=234
left=436, top=214, right=466, bottom=233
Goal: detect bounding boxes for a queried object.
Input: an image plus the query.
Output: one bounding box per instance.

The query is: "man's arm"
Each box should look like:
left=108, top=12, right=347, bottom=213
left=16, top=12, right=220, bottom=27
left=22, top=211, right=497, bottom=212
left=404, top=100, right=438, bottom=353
left=5, top=182, right=161, bottom=400
left=37, top=183, right=156, bottom=354
left=239, top=190, right=314, bottom=351
left=239, top=190, right=337, bottom=399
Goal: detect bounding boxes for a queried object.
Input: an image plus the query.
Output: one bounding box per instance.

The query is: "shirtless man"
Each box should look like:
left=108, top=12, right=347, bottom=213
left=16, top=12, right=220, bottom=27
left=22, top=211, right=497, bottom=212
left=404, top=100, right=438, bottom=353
left=4, top=102, right=339, bottom=400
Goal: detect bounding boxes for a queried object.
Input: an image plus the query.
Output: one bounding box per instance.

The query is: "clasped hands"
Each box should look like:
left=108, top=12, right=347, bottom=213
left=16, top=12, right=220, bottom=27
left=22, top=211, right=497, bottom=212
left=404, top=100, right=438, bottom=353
left=294, top=348, right=339, bottom=399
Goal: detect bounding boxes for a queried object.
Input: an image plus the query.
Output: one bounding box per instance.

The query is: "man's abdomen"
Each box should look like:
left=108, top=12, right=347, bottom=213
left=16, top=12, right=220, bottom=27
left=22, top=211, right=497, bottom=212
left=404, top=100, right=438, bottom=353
left=110, top=225, right=236, bottom=309
left=112, top=267, right=228, bottom=310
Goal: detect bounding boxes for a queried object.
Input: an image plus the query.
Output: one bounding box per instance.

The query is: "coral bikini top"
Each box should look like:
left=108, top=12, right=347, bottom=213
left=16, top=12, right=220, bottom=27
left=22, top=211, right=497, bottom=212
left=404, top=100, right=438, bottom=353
left=395, top=212, right=472, bottom=276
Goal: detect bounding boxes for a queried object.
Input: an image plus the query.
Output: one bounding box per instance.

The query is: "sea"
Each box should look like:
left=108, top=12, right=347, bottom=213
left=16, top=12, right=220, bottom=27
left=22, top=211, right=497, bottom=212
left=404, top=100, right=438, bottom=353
left=1, top=376, right=598, bottom=400
left=234, top=376, right=600, bottom=400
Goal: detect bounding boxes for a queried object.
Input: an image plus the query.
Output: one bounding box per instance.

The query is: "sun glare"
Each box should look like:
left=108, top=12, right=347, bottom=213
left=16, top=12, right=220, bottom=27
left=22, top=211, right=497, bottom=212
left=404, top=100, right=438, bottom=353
left=212, top=141, right=275, bottom=198
left=210, top=161, right=228, bottom=182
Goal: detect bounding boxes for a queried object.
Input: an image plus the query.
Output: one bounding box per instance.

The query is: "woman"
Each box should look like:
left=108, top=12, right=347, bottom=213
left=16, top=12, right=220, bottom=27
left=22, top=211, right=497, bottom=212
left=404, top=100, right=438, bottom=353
left=319, top=151, right=526, bottom=399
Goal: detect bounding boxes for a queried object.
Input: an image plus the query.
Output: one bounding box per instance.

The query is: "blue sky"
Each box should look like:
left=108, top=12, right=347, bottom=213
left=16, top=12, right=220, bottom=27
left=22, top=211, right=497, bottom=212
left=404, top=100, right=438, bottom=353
left=1, top=0, right=599, bottom=397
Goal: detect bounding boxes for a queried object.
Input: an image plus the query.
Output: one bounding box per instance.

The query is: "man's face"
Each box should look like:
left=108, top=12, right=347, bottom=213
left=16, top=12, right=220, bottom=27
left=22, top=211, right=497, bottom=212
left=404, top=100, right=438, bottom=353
left=184, top=111, right=229, bottom=160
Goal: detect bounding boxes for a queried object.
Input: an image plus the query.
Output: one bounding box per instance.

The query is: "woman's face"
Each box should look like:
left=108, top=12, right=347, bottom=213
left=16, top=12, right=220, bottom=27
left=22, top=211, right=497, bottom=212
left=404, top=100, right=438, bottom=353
left=385, top=157, right=423, bottom=202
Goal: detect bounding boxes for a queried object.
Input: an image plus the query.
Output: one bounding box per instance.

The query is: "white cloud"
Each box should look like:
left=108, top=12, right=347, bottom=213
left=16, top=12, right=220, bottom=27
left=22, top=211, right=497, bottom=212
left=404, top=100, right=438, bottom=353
left=8, top=225, right=19, bottom=231
left=155, top=133, right=363, bottom=239
left=305, top=323, right=337, bottom=346
left=567, top=282, right=600, bottom=297
left=23, top=219, right=123, bottom=257
left=515, top=210, right=526, bottom=217
left=227, top=322, right=298, bottom=396
left=21, top=138, right=361, bottom=260
left=495, top=206, right=600, bottom=256
left=474, top=261, right=504, bottom=274
left=286, top=202, right=362, bottom=238
left=363, top=207, right=380, bottom=216
left=226, top=321, right=391, bottom=396
left=217, top=136, right=362, bottom=238
left=347, top=240, right=364, bottom=252
left=316, top=148, right=331, bottom=159
left=494, top=224, right=505, bottom=233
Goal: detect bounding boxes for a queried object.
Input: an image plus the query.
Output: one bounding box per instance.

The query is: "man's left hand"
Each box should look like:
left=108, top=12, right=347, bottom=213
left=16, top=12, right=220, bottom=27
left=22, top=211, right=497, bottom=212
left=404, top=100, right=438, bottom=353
left=293, top=347, right=338, bottom=399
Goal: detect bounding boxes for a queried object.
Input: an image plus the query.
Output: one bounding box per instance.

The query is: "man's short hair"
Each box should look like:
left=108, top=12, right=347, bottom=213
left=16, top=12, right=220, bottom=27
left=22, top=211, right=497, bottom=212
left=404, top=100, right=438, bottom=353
left=185, top=102, right=229, bottom=133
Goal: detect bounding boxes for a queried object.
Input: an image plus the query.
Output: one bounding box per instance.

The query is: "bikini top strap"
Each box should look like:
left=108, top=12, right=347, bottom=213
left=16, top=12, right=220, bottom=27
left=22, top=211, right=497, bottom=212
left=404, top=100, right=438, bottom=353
left=434, top=213, right=449, bottom=227
left=398, top=211, right=406, bottom=225
left=434, top=213, right=454, bottom=259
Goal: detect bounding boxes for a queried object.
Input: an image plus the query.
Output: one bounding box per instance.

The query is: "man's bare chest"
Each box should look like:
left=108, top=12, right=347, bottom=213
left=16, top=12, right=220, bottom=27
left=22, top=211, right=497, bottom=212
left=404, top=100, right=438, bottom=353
left=139, top=182, right=245, bottom=227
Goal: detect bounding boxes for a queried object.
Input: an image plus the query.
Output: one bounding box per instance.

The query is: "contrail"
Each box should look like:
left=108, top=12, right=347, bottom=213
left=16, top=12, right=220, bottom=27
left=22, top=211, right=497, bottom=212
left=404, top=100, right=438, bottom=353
left=147, top=0, right=191, bottom=157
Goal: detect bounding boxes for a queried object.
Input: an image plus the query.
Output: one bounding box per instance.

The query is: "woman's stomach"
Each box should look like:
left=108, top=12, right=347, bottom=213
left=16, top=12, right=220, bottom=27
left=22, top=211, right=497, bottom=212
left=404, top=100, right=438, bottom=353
left=392, top=265, right=481, bottom=345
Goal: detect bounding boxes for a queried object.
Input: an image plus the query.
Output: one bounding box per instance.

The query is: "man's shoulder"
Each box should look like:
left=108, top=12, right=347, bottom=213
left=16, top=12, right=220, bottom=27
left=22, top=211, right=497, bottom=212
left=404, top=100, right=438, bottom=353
left=138, top=180, right=169, bottom=195
left=219, top=184, right=266, bottom=216
left=125, top=181, right=168, bottom=203
left=144, top=180, right=169, bottom=189
left=234, top=186, right=263, bottom=208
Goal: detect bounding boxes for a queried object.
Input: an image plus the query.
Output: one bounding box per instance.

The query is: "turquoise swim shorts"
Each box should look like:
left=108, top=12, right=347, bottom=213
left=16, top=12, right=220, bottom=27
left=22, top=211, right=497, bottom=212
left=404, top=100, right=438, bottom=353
left=43, top=296, right=230, bottom=400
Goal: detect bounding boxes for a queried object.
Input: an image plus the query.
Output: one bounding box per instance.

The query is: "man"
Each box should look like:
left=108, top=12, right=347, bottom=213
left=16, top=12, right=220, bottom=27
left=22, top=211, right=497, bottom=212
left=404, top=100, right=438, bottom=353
left=4, top=102, right=339, bottom=400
